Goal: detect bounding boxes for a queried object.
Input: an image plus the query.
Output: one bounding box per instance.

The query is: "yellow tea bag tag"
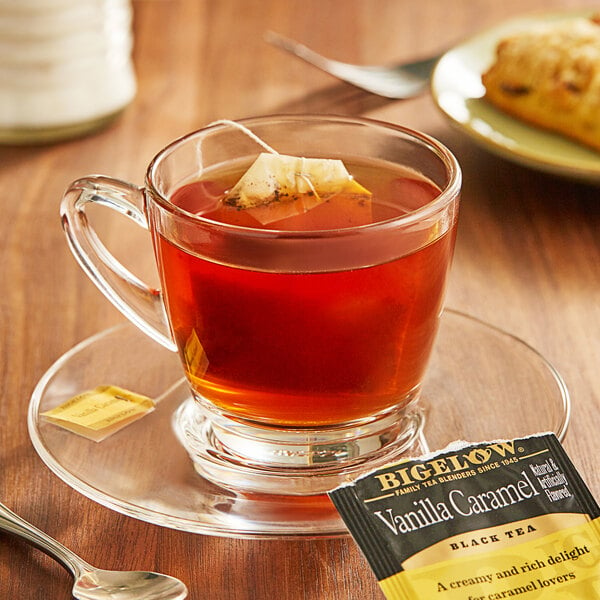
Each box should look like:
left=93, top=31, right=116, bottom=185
left=223, top=152, right=372, bottom=224
left=41, top=385, right=155, bottom=442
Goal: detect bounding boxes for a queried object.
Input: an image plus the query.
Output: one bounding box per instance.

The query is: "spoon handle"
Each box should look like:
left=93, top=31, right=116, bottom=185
left=0, top=500, right=90, bottom=577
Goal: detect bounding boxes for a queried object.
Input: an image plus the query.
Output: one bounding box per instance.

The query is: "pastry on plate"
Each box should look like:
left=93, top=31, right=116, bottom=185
left=482, top=14, right=600, bottom=152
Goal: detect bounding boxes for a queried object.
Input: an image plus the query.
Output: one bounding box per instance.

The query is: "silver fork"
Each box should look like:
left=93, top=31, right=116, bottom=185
left=265, top=31, right=440, bottom=99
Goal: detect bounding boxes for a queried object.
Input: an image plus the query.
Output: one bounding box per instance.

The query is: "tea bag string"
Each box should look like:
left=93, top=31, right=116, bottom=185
left=207, top=119, right=319, bottom=198
left=209, top=119, right=280, bottom=155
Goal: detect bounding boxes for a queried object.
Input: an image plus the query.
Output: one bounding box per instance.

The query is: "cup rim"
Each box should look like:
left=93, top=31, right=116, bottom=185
left=145, top=114, right=461, bottom=239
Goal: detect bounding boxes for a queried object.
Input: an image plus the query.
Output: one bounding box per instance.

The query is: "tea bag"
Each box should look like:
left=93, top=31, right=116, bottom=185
left=223, top=152, right=372, bottom=225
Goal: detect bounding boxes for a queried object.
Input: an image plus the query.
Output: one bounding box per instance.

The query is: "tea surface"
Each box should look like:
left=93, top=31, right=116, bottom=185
left=170, top=159, right=437, bottom=230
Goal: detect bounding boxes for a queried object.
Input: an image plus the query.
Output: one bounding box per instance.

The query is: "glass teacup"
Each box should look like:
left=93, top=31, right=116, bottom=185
left=61, top=115, right=461, bottom=494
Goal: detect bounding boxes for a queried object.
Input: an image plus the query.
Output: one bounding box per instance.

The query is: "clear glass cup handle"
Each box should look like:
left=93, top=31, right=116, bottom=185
left=60, top=176, right=177, bottom=351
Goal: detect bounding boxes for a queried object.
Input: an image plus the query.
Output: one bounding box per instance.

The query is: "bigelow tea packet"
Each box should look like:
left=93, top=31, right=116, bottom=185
left=329, top=433, right=600, bottom=599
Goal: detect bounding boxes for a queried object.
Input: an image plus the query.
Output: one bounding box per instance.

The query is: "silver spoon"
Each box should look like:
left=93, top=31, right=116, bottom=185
left=0, top=500, right=188, bottom=600
left=265, top=30, right=440, bottom=99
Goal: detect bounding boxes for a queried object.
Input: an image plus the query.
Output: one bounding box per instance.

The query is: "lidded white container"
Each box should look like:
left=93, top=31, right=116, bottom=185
left=0, top=0, right=136, bottom=143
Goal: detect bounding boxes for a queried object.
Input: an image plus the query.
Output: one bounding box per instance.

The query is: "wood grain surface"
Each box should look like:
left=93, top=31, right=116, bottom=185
left=1, top=1, right=598, bottom=598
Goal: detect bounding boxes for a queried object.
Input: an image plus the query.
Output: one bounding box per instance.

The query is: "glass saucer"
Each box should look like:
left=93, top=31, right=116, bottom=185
left=28, top=309, right=570, bottom=539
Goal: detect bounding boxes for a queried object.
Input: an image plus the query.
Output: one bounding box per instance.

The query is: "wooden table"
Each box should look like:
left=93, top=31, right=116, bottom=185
left=1, top=0, right=599, bottom=597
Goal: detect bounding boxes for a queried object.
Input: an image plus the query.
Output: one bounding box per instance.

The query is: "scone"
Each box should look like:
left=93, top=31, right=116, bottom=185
left=482, top=15, right=600, bottom=152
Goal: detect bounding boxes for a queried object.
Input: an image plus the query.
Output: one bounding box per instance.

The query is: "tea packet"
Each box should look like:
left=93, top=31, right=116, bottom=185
left=329, top=433, right=600, bottom=599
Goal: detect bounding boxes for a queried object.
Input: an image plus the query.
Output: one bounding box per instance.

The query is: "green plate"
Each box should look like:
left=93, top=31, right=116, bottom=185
left=431, top=9, right=600, bottom=184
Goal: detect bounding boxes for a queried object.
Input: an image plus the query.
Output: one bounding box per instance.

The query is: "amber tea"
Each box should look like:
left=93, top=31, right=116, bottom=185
left=154, top=159, right=457, bottom=427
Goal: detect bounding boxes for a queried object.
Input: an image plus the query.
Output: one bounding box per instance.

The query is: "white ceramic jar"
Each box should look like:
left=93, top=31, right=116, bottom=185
left=0, top=0, right=136, bottom=143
